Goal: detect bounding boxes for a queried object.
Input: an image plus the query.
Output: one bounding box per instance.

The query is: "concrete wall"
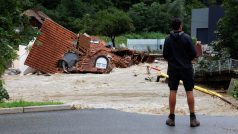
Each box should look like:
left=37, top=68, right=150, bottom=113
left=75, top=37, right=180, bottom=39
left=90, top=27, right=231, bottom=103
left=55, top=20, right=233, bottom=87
left=127, top=39, right=165, bottom=52
left=191, top=8, right=209, bottom=38
left=191, top=5, right=224, bottom=44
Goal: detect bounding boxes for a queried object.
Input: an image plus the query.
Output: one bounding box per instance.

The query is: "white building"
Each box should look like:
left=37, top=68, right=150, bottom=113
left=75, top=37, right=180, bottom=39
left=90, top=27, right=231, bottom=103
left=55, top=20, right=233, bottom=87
left=127, top=39, right=165, bottom=52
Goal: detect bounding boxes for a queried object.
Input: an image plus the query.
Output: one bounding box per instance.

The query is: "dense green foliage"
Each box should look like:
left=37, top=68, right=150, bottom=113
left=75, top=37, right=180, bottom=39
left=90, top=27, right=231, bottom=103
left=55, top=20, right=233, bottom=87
left=128, top=0, right=206, bottom=34
left=94, top=8, right=134, bottom=47
left=35, top=0, right=207, bottom=34
left=0, top=0, right=38, bottom=76
left=128, top=2, right=170, bottom=33
left=0, top=0, right=38, bottom=101
left=214, top=0, right=238, bottom=59
left=0, top=80, right=9, bottom=102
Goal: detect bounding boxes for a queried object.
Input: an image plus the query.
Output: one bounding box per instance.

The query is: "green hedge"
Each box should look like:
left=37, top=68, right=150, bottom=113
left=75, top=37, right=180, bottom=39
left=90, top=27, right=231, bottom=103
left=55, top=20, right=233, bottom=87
left=0, top=80, right=9, bottom=102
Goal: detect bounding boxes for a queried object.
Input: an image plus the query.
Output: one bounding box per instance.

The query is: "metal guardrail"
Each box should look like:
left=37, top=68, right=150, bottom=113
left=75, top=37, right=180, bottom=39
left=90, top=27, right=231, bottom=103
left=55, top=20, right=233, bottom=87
left=127, top=39, right=165, bottom=52
left=194, top=58, right=238, bottom=74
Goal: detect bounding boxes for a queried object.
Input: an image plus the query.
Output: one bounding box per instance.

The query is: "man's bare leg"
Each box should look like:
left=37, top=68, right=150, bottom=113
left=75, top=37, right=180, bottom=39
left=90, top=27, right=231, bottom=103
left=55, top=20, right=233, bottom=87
left=186, top=91, right=200, bottom=127
left=186, top=91, right=194, bottom=113
left=166, top=90, right=177, bottom=126
left=169, top=90, right=177, bottom=114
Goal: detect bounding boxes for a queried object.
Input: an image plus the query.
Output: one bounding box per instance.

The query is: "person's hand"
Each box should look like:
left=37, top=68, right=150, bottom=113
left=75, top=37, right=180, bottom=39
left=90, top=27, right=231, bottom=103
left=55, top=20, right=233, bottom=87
left=191, top=58, right=197, bottom=64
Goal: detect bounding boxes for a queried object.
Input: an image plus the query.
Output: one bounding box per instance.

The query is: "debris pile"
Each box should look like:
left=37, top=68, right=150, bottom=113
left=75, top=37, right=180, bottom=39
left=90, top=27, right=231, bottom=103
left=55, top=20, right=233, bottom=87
left=25, top=19, right=78, bottom=74
left=24, top=11, right=157, bottom=74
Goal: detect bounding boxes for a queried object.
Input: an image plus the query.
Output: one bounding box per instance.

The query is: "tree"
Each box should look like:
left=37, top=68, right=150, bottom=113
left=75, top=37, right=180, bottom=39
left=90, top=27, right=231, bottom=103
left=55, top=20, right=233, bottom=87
left=84, top=0, right=113, bottom=11
left=79, top=14, right=96, bottom=34
left=128, top=2, right=148, bottom=32
left=38, top=0, right=90, bottom=33
left=112, top=0, right=141, bottom=11
left=94, top=8, right=135, bottom=47
left=128, top=2, right=171, bottom=33
left=167, top=0, right=186, bottom=20
left=36, top=0, right=61, bottom=9
left=146, top=2, right=170, bottom=33
left=214, top=0, right=238, bottom=59
left=0, top=0, right=38, bottom=101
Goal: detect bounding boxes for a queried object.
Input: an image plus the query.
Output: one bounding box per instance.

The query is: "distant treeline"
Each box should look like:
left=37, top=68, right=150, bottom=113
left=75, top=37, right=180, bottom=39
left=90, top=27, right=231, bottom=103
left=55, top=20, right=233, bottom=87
left=32, top=0, right=220, bottom=34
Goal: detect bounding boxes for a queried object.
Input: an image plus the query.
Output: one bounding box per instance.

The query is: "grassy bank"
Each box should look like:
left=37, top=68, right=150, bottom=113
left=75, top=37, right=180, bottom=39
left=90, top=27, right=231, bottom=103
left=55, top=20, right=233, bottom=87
left=0, top=100, right=63, bottom=108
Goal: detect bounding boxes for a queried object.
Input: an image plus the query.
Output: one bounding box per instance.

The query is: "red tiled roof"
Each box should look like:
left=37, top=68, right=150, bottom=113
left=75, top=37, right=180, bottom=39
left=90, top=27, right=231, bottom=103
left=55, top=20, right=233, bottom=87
left=25, top=19, right=77, bottom=73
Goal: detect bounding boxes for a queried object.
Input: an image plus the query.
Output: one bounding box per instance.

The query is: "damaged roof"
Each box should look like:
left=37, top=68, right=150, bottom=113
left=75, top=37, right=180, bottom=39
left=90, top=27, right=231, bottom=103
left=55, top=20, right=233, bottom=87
left=25, top=19, right=78, bottom=74
left=25, top=13, right=158, bottom=74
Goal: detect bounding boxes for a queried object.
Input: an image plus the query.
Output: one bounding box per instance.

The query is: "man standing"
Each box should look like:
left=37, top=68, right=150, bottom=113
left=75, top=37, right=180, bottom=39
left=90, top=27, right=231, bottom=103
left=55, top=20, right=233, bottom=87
left=163, top=18, right=200, bottom=127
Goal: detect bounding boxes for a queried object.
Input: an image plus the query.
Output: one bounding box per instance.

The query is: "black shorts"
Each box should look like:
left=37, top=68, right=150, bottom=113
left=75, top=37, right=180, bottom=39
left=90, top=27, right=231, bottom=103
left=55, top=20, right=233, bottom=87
left=167, top=67, right=194, bottom=91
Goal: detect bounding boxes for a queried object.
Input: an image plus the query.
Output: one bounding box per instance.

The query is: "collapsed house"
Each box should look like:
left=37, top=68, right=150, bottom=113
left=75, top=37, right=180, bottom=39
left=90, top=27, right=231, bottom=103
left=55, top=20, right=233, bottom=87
left=24, top=12, right=157, bottom=74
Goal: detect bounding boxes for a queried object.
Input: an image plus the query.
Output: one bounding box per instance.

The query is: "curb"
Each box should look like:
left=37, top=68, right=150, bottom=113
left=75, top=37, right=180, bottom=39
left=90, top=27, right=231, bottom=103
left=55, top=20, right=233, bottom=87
left=0, top=104, right=73, bottom=115
left=0, top=107, right=23, bottom=114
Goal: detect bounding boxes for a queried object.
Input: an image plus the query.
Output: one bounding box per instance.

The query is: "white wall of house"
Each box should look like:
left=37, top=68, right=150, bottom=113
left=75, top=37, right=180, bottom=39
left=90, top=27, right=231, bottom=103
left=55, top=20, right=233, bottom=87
left=12, top=39, right=36, bottom=75
left=127, top=39, right=165, bottom=52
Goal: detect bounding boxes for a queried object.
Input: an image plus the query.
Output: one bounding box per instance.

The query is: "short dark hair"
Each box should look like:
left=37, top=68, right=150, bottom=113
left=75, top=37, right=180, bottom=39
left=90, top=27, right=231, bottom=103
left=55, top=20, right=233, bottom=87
left=171, top=18, right=182, bottom=30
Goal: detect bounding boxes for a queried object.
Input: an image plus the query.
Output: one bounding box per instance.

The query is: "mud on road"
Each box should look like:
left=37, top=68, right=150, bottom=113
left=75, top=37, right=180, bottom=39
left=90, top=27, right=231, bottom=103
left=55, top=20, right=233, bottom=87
left=4, top=61, right=238, bottom=116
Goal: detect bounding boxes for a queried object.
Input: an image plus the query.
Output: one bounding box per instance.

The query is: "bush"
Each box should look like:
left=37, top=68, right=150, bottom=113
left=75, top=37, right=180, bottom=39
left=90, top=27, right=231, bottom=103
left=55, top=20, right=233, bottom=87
left=230, top=80, right=238, bottom=99
left=0, top=80, right=9, bottom=102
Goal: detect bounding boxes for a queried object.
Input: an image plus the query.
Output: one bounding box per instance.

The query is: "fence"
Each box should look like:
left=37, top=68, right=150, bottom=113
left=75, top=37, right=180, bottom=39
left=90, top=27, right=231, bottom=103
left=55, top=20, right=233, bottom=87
left=194, top=58, right=238, bottom=74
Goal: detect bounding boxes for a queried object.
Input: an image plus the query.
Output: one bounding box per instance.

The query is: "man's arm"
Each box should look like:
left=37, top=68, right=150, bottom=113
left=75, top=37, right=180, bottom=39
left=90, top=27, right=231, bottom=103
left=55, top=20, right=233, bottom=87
left=163, top=38, right=170, bottom=61
left=187, top=36, right=197, bottom=61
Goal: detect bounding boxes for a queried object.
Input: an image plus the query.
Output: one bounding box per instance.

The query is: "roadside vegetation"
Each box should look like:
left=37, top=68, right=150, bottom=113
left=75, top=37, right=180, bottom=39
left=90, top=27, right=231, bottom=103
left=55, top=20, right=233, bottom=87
left=0, top=80, right=9, bottom=102
left=0, top=100, right=63, bottom=108
left=230, top=80, right=238, bottom=100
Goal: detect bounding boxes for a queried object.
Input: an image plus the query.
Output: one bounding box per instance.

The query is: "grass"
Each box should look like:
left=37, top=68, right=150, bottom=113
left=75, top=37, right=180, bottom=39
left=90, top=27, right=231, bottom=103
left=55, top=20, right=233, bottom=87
left=0, top=100, right=63, bottom=108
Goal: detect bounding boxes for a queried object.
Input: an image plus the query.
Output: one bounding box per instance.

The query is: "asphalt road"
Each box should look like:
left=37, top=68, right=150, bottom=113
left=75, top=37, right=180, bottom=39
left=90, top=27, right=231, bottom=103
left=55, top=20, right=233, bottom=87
left=0, top=109, right=237, bottom=134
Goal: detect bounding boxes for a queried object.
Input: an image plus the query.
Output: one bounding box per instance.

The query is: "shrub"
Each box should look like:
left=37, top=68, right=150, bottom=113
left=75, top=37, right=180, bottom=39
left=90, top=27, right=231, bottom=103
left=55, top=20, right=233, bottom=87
left=0, top=80, right=9, bottom=102
left=230, top=80, right=238, bottom=99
